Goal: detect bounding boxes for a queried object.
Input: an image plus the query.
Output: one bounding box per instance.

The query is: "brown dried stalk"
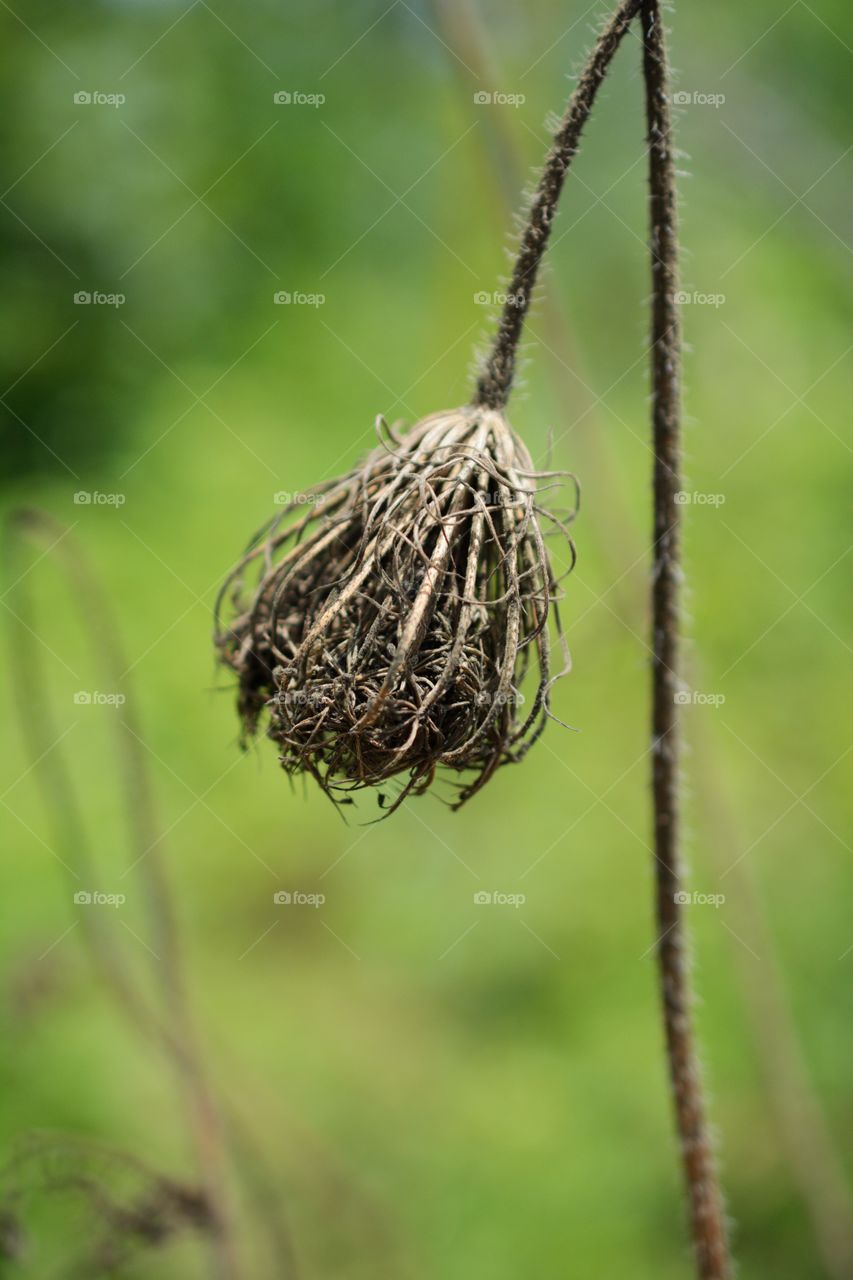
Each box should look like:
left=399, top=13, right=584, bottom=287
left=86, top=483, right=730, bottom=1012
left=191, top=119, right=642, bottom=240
left=431, top=4, right=736, bottom=1274
left=475, top=0, right=642, bottom=408
left=215, top=2, right=734, bottom=1275
left=641, top=5, right=732, bottom=1277
left=214, top=1, right=643, bottom=811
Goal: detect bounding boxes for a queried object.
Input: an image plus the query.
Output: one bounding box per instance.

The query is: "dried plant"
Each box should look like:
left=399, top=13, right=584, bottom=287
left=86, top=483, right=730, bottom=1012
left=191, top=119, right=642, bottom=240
left=642, top=4, right=731, bottom=1277
left=213, top=0, right=735, bottom=1276
left=215, top=407, right=576, bottom=812
left=213, top=2, right=642, bottom=812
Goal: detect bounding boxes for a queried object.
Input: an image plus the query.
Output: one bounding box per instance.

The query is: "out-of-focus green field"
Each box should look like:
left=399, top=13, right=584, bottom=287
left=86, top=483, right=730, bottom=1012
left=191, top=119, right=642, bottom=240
left=1, top=2, right=850, bottom=1277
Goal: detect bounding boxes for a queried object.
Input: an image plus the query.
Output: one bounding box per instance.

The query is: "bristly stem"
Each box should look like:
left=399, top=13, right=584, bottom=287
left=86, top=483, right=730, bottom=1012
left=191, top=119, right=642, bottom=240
left=474, top=0, right=642, bottom=410
left=641, top=4, right=732, bottom=1278
left=474, top=0, right=733, bottom=1268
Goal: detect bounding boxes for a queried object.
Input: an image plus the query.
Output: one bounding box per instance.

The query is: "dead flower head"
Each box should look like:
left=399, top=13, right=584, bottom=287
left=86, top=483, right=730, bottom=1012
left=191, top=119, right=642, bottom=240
left=215, top=405, right=576, bottom=811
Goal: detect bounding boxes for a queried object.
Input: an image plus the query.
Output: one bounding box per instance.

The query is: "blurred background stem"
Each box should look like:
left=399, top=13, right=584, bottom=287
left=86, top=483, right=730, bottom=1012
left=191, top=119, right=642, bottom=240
left=5, top=510, right=247, bottom=1280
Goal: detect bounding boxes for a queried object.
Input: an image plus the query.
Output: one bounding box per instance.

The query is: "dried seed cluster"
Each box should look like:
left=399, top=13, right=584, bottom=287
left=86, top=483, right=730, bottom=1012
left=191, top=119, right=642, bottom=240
left=215, top=406, right=576, bottom=810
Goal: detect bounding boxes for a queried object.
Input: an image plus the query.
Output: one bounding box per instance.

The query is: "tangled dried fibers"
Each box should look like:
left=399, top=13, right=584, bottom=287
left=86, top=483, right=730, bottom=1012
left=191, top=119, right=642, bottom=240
left=213, top=0, right=644, bottom=813
left=214, top=406, right=576, bottom=811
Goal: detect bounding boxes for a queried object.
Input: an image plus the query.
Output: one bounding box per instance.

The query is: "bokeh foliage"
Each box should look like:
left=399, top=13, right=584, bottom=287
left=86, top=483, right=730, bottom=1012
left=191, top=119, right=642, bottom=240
left=1, top=1, right=851, bottom=1277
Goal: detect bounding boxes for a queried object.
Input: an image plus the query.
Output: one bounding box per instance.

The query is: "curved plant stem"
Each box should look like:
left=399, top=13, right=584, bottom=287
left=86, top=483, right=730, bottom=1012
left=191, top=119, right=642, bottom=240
left=468, top=0, right=734, bottom=1271
left=474, top=0, right=641, bottom=408
left=641, top=4, right=732, bottom=1277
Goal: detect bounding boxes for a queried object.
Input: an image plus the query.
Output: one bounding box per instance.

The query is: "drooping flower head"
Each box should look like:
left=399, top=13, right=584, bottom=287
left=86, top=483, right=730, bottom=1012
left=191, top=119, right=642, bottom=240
left=215, top=406, right=575, bottom=810
left=213, top=0, right=647, bottom=810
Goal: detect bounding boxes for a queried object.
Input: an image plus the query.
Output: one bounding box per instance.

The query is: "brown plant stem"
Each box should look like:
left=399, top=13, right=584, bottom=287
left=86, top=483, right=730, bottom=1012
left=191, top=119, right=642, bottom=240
left=458, top=0, right=734, bottom=1267
left=641, top=4, right=731, bottom=1277
left=425, top=0, right=638, bottom=614
left=434, top=2, right=850, bottom=1274
left=474, top=0, right=642, bottom=409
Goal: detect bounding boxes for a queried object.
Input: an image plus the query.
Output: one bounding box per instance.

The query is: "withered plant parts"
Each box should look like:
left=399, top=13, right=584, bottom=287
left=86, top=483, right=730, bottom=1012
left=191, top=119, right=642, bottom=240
left=216, top=408, right=575, bottom=812
left=214, top=4, right=735, bottom=1275
left=215, top=0, right=640, bottom=811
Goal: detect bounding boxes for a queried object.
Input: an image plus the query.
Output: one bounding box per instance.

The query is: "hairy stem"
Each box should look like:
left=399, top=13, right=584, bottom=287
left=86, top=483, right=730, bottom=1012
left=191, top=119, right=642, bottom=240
left=641, top=5, right=732, bottom=1278
left=466, top=0, right=734, bottom=1268
left=474, top=0, right=641, bottom=409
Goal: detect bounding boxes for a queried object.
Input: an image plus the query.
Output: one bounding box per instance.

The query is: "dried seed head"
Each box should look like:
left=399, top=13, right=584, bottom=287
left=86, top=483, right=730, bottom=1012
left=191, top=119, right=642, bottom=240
left=215, top=406, right=576, bottom=811
left=209, top=0, right=648, bottom=813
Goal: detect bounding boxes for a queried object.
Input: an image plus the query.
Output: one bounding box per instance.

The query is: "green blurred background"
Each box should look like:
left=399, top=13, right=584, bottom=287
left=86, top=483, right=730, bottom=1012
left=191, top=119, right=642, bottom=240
left=1, top=1, right=850, bottom=1276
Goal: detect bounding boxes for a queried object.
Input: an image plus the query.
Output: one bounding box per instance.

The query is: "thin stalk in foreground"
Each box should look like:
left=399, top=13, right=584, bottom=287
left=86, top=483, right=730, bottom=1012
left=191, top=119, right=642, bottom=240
left=474, top=0, right=642, bottom=409
left=641, top=4, right=732, bottom=1277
